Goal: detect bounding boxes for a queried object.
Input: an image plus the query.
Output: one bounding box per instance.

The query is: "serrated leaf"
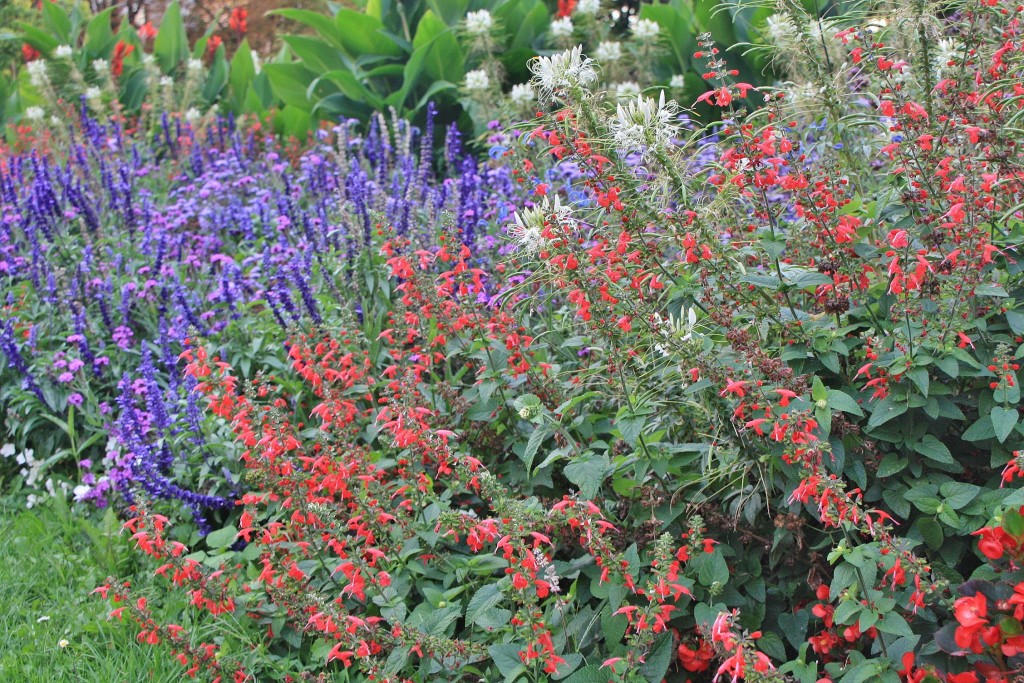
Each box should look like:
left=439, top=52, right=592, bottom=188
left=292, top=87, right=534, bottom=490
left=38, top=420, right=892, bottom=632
left=521, top=426, right=549, bottom=470
left=913, top=434, right=955, bottom=464
left=564, top=454, right=609, bottom=499
left=827, top=389, right=864, bottom=416
left=991, top=406, right=1018, bottom=443
left=918, top=518, right=944, bottom=550
left=867, top=396, right=907, bottom=429
left=466, top=584, right=504, bottom=627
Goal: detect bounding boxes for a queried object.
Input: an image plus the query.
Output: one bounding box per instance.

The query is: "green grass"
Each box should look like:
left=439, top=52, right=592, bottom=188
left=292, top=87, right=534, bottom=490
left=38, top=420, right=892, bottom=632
left=0, top=496, right=185, bottom=682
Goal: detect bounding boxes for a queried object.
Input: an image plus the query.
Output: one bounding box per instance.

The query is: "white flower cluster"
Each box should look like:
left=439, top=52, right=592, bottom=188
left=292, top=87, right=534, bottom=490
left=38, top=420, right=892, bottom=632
left=764, top=14, right=799, bottom=46
left=576, top=0, right=601, bottom=16
left=26, top=60, right=48, bottom=88
left=594, top=40, right=622, bottom=63
left=25, top=106, right=45, bottom=121
left=652, top=307, right=699, bottom=356
left=613, top=81, right=641, bottom=100
left=464, top=69, right=490, bottom=92
left=465, top=9, right=493, bottom=36
left=510, top=83, right=535, bottom=106
left=610, top=90, right=681, bottom=159
left=550, top=17, right=574, bottom=38
left=631, top=18, right=661, bottom=41
left=54, top=45, right=73, bottom=59
left=529, top=46, right=597, bottom=99
left=1, top=443, right=70, bottom=508
left=92, top=58, right=109, bottom=75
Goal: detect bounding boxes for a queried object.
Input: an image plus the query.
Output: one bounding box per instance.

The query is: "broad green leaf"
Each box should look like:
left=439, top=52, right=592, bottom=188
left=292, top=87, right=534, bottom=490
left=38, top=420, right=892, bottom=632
left=335, top=9, right=403, bottom=58
left=466, top=583, right=504, bottom=626
left=269, top=9, right=345, bottom=49
left=991, top=406, right=1019, bottom=443
left=564, top=454, right=609, bottom=499
left=520, top=425, right=549, bottom=471
left=153, top=0, right=188, bottom=72
left=913, top=434, right=955, bottom=464
left=867, top=396, right=907, bottom=429
left=84, top=8, right=117, bottom=57
left=206, top=525, right=237, bottom=549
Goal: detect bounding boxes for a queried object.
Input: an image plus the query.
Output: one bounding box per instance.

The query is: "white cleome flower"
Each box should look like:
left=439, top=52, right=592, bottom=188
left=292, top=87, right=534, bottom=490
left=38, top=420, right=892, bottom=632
left=576, top=0, right=601, bottom=16
left=54, top=45, right=73, bottom=59
left=594, top=40, right=622, bottom=63
left=510, top=82, right=535, bottom=106
left=92, top=58, right=109, bottom=74
left=26, top=60, right=48, bottom=87
left=508, top=196, right=574, bottom=254
left=25, top=106, right=45, bottom=121
left=652, top=307, right=699, bottom=356
left=85, top=86, right=102, bottom=101
left=764, top=14, right=798, bottom=46
left=933, top=38, right=959, bottom=74
left=613, top=81, right=641, bottom=101
left=465, top=9, right=493, bottom=36
left=549, top=17, right=574, bottom=39
left=611, top=91, right=680, bottom=159
left=670, top=74, right=686, bottom=89
left=464, top=69, right=490, bottom=91
left=631, top=18, right=660, bottom=41
left=529, top=46, right=597, bottom=99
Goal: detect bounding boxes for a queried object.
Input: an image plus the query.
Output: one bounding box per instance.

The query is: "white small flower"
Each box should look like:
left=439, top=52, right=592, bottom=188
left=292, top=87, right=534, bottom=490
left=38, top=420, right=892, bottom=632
left=25, top=106, right=45, bottom=121
left=49, top=115, right=60, bottom=126
left=670, top=74, right=686, bottom=89
left=73, top=484, right=91, bottom=501
left=92, top=58, right=109, bottom=75
left=26, top=60, right=48, bottom=87
left=185, top=107, right=201, bottom=122
left=510, top=82, right=535, bottom=106
left=1, top=443, right=14, bottom=457
left=631, top=18, right=660, bottom=41
left=653, top=307, right=699, bottom=355
left=187, top=58, right=203, bottom=73
left=464, top=69, right=490, bottom=92
left=465, top=9, right=493, bottom=36
left=54, top=45, right=73, bottom=59
left=508, top=196, right=574, bottom=255
left=58, top=639, right=69, bottom=649
left=576, top=0, right=601, bottom=15
left=549, top=17, right=574, bottom=39
left=529, top=46, right=597, bottom=99
left=37, top=615, right=51, bottom=623
left=594, top=40, right=622, bottom=63
left=610, top=91, right=680, bottom=158
left=85, top=86, right=102, bottom=102
left=142, top=54, right=155, bottom=66
left=613, top=81, right=641, bottom=100
left=159, top=75, right=173, bottom=88
left=933, top=38, right=958, bottom=74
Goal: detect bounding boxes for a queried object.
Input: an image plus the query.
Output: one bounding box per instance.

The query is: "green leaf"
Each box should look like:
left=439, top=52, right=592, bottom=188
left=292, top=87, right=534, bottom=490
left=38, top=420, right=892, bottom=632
left=991, top=406, right=1019, bottom=443
left=153, top=0, right=188, bottom=72
left=561, top=666, right=606, bottom=683
left=412, top=10, right=464, bottom=83
left=877, top=612, right=914, bottom=637
left=912, top=434, right=955, bottom=464
left=564, top=454, right=609, bottom=499
left=827, top=389, right=863, bottom=416
left=466, top=583, right=504, bottom=626
left=206, top=525, right=237, bottom=549
left=521, top=426, right=550, bottom=471
left=918, top=518, right=944, bottom=550
left=1007, top=310, right=1024, bottom=334
left=812, top=376, right=827, bottom=402
left=939, top=482, right=980, bottom=510
left=263, top=63, right=318, bottom=109
left=641, top=632, right=674, bottom=683
left=962, top=415, right=996, bottom=442
left=616, top=416, right=644, bottom=448
left=268, top=9, right=345, bottom=49
left=41, top=1, right=72, bottom=44
left=84, top=8, right=117, bottom=57
left=867, top=396, right=908, bottom=429
left=335, top=9, right=403, bottom=58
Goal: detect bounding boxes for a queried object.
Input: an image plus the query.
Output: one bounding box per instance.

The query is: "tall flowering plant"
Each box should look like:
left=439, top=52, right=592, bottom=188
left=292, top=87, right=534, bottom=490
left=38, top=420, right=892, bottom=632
left=91, top=0, right=1024, bottom=681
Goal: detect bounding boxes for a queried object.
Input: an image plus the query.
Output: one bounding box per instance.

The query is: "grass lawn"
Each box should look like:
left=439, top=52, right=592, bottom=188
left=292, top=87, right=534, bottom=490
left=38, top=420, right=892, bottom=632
left=0, top=496, right=185, bottom=682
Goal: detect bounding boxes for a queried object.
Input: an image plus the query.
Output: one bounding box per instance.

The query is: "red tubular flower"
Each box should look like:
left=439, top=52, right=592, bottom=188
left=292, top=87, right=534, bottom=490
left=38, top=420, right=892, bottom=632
left=111, top=40, right=134, bottom=77
left=229, top=7, right=248, bottom=34
left=139, top=22, right=157, bottom=41
left=206, top=35, right=223, bottom=59
left=22, top=43, right=40, bottom=62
